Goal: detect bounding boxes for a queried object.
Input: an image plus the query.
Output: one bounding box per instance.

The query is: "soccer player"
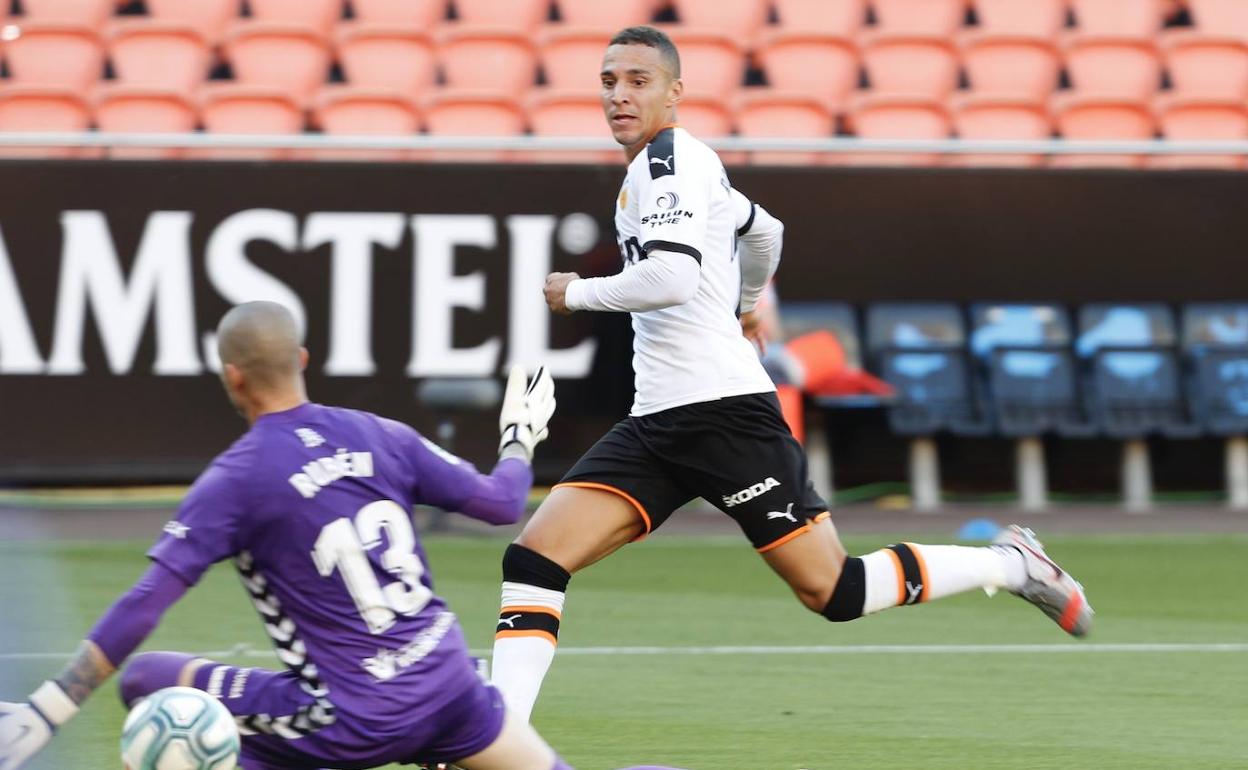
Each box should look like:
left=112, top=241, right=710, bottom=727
left=489, top=26, right=1095, bottom=724
left=0, top=302, right=677, bottom=770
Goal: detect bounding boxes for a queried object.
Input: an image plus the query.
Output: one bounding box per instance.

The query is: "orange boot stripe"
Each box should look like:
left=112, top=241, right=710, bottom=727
left=494, top=629, right=558, bottom=646
left=552, top=481, right=652, bottom=538
left=904, top=542, right=931, bottom=603
left=1058, top=591, right=1085, bottom=632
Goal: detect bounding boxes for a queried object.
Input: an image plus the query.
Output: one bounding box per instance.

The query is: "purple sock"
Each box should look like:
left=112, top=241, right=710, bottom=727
left=118, top=651, right=198, bottom=708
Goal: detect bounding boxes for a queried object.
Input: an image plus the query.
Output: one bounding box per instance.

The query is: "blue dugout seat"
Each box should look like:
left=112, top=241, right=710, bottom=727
left=1182, top=303, right=1248, bottom=436
left=866, top=302, right=990, bottom=436
left=970, top=303, right=1094, bottom=437
left=1076, top=303, right=1199, bottom=439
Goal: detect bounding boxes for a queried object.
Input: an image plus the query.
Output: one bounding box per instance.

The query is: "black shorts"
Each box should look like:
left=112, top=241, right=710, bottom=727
left=557, top=392, right=830, bottom=551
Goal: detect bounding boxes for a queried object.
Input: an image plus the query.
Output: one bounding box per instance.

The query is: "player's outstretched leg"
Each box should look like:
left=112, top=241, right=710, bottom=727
left=763, top=518, right=1093, bottom=637
left=118, top=651, right=209, bottom=706
left=490, top=486, right=645, bottom=722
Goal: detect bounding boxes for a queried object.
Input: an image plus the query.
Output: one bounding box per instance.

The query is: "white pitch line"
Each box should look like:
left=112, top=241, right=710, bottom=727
left=1, top=642, right=1245, bottom=662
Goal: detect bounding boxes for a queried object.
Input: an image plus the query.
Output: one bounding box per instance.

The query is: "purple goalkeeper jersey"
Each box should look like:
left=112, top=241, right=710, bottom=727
left=147, top=402, right=523, bottom=751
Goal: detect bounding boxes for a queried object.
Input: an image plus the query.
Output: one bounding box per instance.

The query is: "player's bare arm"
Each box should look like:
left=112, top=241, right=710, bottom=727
left=544, top=272, right=581, bottom=315
left=53, top=641, right=115, bottom=705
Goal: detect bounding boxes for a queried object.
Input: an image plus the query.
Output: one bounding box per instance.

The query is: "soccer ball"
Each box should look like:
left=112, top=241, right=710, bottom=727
left=120, top=687, right=240, bottom=770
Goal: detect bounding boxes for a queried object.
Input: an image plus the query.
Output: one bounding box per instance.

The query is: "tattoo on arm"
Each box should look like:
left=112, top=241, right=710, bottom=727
left=53, top=641, right=116, bottom=706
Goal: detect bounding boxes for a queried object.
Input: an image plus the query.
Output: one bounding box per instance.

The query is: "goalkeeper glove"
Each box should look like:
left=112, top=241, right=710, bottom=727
left=498, top=365, right=556, bottom=462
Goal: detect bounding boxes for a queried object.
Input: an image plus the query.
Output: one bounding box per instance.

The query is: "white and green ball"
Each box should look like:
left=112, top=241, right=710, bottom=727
left=120, top=686, right=240, bottom=770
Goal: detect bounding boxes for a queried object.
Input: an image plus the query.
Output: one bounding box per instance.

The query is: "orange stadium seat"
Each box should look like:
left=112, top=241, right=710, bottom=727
left=671, top=0, right=770, bottom=42
left=663, top=29, right=745, bottom=97
left=974, top=0, right=1067, bottom=37
left=736, top=90, right=834, bottom=165
left=1187, top=0, right=1248, bottom=39
left=312, top=86, right=420, bottom=160
left=20, top=0, right=114, bottom=26
left=861, top=33, right=959, bottom=98
left=423, top=90, right=527, bottom=162
left=1052, top=94, right=1156, bottom=168
left=351, top=0, right=446, bottom=26
left=224, top=22, right=331, bottom=102
left=951, top=93, right=1052, bottom=166
left=756, top=31, right=858, bottom=107
left=198, top=83, right=305, bottom=160
left=961, top=33, right=1060, bottom=100
left=872, top=0, right=966, bottom=36
left=336, top=23, right=437, bottom=97
left=845, top=94, right=952, bottom=166
left=772, top=0, right=866, bottom=36
left=541, top=27, right=612, bottom=90
left=1160, top=32, right=1248, bottom=99
left=453, top=0, right=549, bottom=33
left=1152, top=95, right=1248, bottom=169
left=1064, top=35, right=1162, bottom=101
left=0, top=85, right=91, bottom=158
left=146, top=0, right=239, bottom=44
left=439, top=27, right=538, bottom=92
left=527, top=88, right=617, bottom=163
left=1067, top=0, right=1165, bottom=37
left=94, top=85, right=198, bottom=159
left=677, top=94, right=739, bottom=163
left=249, top=0, right=342, bottom=36
left=556, top=0, right=654, bottom=27
left=2, top=22, right=104, bottom=91
left=108, top=21, right=211, bottom=93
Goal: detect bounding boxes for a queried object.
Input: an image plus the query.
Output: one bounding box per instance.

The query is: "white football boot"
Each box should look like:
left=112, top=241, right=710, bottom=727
left=993, top=525, right=1094, bottom=637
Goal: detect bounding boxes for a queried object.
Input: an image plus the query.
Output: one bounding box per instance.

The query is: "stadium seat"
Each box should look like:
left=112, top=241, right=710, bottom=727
left=526, top=88, right=616, bottom=163
left=950, top=93, right=1052, bottom=167
left=1187, top=0, right=1248, bottom=40
left=422, top=90, right=526, bottom=162
left=20, top=0, right=115, bottom=26
left=772, top=0, right=866, bottom=36
left=1076, top=303, right=1197, bottom=439
left=969, top=304, right=1092, bottom=436
left=223, top=22, right=332, bottom=103
left=1182, top=303, right=1248, bottom=435
left=198, top=83, right=305, bottom=160
left=1160, top=32, right=1248, bottom=99
left=351, top=0, right=445, bottom=26
left=662, top=29, right=746, bottom=97
left=249, top=0, right=342, bottom=35
left=1151, top=95, right=1248, bottom=169
left=755, top=31, right=858, bottom=107
left=974, top=0, right=1067, bottom=37
left=961, top=33, right=1061, bottom=100
left=541, top=26, right=612, bottom=90
left=1052, top=95, right=1156, bottom=168
left=94, top=85, right=198, bottom=159
left=1064, top=35, right=1162, bottom=101
left=865, top=302, right=990, bottom=436
left=845, top=94, right=952, bottom=166
left=108, top=21, right=211, bottom=94
left=557, top=0, right=654, bottom=27
left=736, top=90, right=834, bottom=165
left=861, top=33, right=959, bottom=98
left=146, top=0, right=239, bottom=44
left=1067, top=0, right=1166, bottom=37
left=0, top=85, right=92, bottom=158
left=336, top=23, right=436, bottom=97
left=312, top=86, right=420, bottom=160
left=452, top=0, right=550, bottom=32
left=677, top=94, right=733, bottom=137
left=871, top=0, right=966, bottom=36
left=439, top=26, right=538, bottom=92
left=2, top=21, right=104, bottom=92
left=671, top=0, right=770, bottom=42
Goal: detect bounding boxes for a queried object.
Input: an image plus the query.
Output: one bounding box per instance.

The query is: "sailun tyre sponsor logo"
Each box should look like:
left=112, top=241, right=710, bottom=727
left=722, top=477, right=781, bottom=508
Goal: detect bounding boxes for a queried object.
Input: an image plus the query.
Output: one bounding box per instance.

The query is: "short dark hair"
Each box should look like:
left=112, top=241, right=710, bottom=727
left=608, top=25, right=681, bottom=78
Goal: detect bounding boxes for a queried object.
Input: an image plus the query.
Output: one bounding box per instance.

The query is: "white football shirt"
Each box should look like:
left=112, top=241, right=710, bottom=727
left=611, top=126, right=775, bottom=416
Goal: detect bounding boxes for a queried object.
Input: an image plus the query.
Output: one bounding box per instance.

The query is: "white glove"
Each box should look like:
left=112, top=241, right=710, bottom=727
left=0, top=681, right=77, bottom=770
left=498, top=365, right=556, bottom=461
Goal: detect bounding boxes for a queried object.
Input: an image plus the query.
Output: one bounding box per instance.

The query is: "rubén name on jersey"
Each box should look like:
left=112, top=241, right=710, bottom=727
left=289, top=449, right=375, bottom=499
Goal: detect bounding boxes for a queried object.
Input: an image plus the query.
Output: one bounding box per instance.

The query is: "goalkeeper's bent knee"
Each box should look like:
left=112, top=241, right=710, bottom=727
left=821, top=556, right=866, bottom=622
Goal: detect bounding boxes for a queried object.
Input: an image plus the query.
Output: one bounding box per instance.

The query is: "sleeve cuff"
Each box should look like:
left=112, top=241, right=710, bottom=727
left=564, top=278, right=589, bottom=311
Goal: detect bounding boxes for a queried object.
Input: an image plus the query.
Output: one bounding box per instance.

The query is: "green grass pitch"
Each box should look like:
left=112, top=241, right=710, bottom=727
left=1, top=532, right=1246, bottom=769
